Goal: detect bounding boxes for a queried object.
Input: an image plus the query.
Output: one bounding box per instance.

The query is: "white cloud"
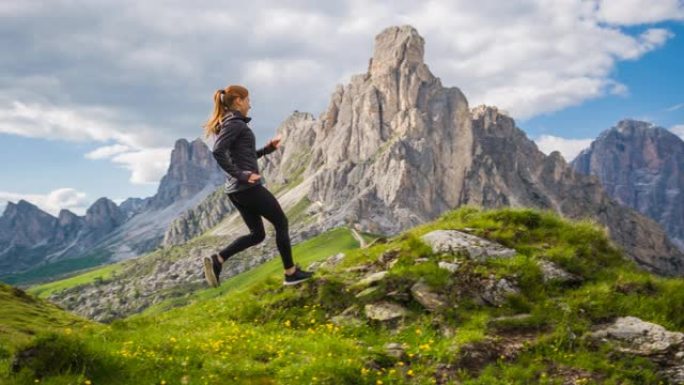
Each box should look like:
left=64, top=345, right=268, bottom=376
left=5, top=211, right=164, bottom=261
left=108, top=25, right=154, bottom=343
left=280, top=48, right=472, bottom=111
left=596, top=0, right=684, bottom=25
left=0, top=100, right=173, bottom=185
left=0, top=188, right=90, bottom=216
left=0, top=100, right=158, bottom=148
left=408, top=2, right=678, bottom=119
left=83, top=143, right=171, bottom=185
left=110, top=148, right=172, bottom=185
left=670, top=125, right=684, bottom=140
left=84, top=144, right=131, bottom=159
left=534, top=135, right=594, bottom=162
left=3, top=0, right=680, bottom=129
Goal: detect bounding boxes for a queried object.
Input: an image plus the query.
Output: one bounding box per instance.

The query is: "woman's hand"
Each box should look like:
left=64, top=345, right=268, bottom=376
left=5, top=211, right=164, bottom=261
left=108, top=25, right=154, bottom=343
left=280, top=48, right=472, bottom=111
left=247, top=172, right=261, bottom=183
left=268, top=133, right=282, bottom=149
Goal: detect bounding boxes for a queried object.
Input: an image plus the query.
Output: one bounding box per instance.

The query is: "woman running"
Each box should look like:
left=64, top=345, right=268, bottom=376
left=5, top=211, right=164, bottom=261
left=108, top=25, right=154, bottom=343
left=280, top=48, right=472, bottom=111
left=201, top=84, right=313, bottom=288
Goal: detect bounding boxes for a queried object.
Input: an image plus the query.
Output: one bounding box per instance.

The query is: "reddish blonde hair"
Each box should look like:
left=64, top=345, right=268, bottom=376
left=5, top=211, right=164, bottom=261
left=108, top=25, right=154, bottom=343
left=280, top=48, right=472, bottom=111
left=203, top=85, right=249, bottom=137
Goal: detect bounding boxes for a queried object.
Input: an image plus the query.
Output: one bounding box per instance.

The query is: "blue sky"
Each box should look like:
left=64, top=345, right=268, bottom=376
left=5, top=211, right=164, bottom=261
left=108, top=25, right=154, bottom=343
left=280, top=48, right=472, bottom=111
left=522, top=21, right=684, bottom=139
left=1, top=0, right=683, bottom=216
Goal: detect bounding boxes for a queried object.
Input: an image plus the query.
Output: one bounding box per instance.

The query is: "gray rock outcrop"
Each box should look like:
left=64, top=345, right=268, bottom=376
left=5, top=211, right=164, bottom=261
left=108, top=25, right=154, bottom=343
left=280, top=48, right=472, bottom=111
left=589, top=316, right=684, bottom=383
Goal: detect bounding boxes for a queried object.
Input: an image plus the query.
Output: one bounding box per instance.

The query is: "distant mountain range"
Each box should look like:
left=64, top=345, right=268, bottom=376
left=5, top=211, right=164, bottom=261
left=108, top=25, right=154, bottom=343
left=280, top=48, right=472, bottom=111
left=0, top=138, right=227, bottom=283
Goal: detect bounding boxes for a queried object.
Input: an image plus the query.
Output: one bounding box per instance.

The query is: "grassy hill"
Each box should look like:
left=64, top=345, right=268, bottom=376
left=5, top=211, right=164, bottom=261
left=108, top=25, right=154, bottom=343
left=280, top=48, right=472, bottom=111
left=2, top=206, right=684, bottom=384
left=0, top=282, right=92, bottom=382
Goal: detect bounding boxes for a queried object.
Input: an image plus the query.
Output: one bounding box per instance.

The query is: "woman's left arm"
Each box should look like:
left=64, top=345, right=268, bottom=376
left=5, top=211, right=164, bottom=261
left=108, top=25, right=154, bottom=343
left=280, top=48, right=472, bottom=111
left=256, top=142, right=277, bottom=158
left=256, top=133, right=282, bottom=158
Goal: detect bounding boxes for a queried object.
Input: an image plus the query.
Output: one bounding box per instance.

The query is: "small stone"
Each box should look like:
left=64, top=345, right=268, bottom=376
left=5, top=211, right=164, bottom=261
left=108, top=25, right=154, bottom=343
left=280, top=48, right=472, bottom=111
left=386, top=290, right=410, bottom=301
left=340, top=305, right=358, bottom=317
left=438, top=261, right=460, bottom=273
left=537, top=260, right=581, bottom=283
left=343, top=264, right=371, bottom=273
left=364, top=301, right=408, bottom=321
left=489, top=313, right=533, bottom=323
left=355, top=286, right=381, bottom=299
left=331, top=315, right=364, bottom=327
left=307, top=261, right=323, bottom=272
left=350, top=271, right=388, bottom=289
left=410, top=280, right=446, bottom=311
left=440, top=325, right=455, bottom=337
left=384, top=342, right=406, bottom=359
left=479, top=277, right=520, bottom=307
left=319, top=252, right=346, bottom=269
left=377, top=248, right=400, bottom=266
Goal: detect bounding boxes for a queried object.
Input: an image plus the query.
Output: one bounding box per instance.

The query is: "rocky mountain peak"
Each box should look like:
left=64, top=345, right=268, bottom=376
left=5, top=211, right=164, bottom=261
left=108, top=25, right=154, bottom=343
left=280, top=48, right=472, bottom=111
left=149, top=137, right=223, bottom=210
left=85, top=197, right=124, bottom=228
left=369, top=25, right=428, bottom=77
left=3, top=200, right=39, bottom=218
left=571, top=120, right=684, bottom=252
left=0, top=199, right=56, bottom=247
left=57, top=209, right=80, bottom=226
left=615, top=119, right=655, bottom=135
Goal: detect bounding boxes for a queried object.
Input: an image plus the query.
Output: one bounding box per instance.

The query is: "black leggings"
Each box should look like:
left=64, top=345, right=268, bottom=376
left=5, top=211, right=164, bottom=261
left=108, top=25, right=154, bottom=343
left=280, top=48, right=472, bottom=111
left=218, top=184, right=294, bottom=270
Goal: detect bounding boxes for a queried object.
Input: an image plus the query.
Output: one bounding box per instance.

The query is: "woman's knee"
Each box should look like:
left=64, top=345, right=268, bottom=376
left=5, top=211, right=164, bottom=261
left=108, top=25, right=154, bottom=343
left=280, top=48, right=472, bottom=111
left=249, top=229, right=266, bottom=244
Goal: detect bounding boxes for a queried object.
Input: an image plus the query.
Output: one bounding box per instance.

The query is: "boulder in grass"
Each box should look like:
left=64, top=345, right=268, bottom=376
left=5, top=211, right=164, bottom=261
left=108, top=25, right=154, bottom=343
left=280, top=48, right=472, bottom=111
left=589, top=316, right=683, bottom=356
left=478, top=276, right=520, bottom=307
left=410, top=280, right=447, bottom=312
left=421, top=230, right=516, bottom=262
left=589, top=316, right=684, bottom=384
left=537, top=260, right=582, bottom=284
left=364, top=301, right=408, bottom=321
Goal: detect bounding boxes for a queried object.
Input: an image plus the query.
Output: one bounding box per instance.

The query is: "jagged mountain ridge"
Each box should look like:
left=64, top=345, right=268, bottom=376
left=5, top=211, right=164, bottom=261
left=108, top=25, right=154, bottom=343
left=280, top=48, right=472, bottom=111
left=0, top=138, right=224, bottom=281
left=571, top=120, right=684, bottom=251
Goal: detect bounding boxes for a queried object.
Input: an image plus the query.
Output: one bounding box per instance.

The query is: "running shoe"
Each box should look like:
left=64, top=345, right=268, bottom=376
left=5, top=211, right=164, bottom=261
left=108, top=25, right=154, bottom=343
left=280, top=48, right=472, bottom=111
left=283, top=264, right=314, bottom=286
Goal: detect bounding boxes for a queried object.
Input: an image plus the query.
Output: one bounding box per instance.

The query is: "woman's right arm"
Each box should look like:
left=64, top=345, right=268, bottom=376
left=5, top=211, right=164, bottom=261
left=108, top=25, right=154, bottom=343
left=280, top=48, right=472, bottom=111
left=212, top=124, right=252, bottom=183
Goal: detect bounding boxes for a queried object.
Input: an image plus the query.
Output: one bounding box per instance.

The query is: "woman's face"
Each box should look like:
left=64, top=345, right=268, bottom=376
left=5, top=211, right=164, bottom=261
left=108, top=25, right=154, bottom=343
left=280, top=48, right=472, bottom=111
left=235, top=95, right=251, bottom=114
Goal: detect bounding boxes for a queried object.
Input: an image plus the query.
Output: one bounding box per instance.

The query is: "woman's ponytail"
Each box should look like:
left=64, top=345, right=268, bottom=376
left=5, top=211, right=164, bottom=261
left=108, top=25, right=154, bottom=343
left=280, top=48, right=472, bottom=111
left=203, top=85, right=249, bottom=138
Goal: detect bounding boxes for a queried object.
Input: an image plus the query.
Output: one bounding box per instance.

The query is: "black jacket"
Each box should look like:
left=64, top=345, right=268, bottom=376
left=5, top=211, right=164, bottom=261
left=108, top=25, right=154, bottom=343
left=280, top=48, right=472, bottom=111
left=212, top=109, right=277, bottom=194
